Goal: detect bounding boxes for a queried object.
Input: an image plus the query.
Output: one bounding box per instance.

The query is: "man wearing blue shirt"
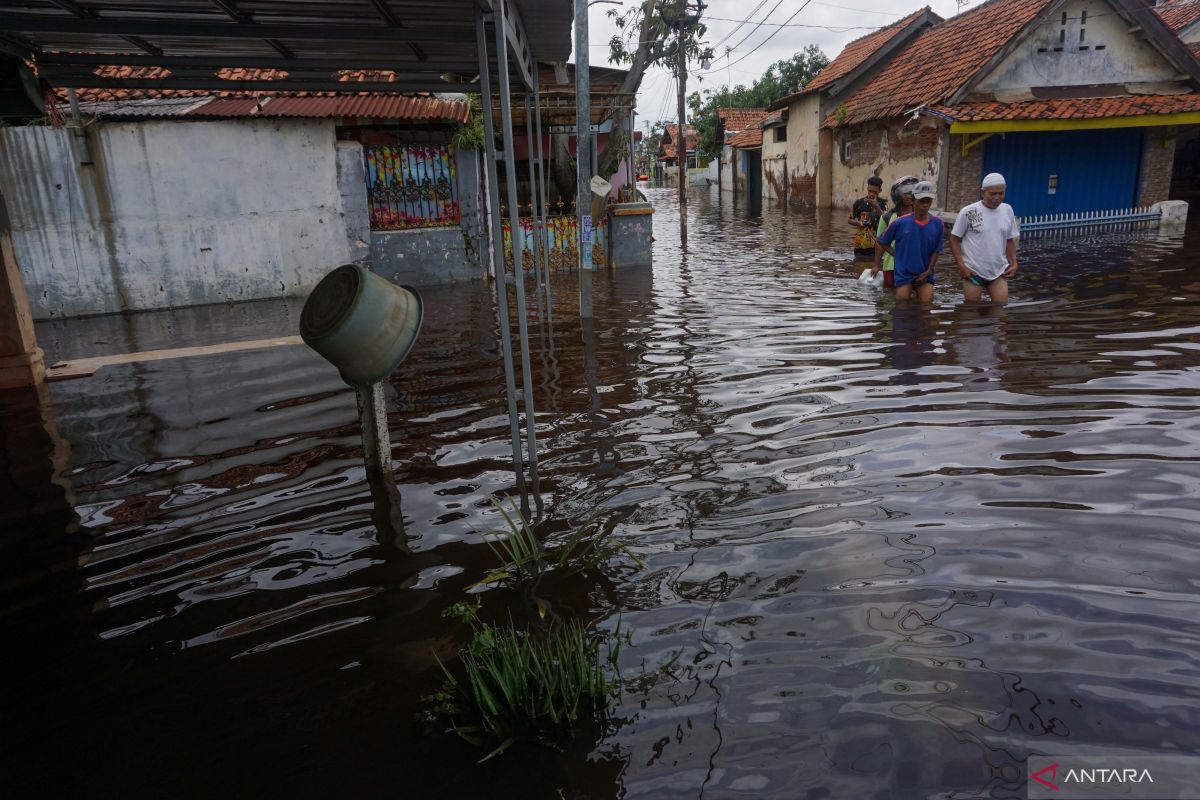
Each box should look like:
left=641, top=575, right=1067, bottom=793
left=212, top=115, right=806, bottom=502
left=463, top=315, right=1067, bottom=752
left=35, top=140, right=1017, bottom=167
left=873, top=181, right=943, bottom=303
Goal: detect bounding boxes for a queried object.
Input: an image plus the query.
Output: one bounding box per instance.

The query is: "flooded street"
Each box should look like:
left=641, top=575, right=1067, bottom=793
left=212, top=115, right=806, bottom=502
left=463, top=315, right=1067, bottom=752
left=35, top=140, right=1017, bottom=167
left=5, top=186, right=1200, bottom=798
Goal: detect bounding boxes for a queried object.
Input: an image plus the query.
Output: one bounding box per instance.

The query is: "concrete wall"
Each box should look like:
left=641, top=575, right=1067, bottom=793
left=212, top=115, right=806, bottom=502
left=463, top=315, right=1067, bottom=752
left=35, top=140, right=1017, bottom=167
left=944, top=133, right=987, bottom=213
left=830, top=117, right=944, bottom=209
left=977, top=0, right=1180, bottom=95
left=762, top=127, right=788, bottom=204
left=0, top=119, right=360, bottom=319
left=783, top=93, right=823, bottom=208
left=720, top=144, right=735, bottom=195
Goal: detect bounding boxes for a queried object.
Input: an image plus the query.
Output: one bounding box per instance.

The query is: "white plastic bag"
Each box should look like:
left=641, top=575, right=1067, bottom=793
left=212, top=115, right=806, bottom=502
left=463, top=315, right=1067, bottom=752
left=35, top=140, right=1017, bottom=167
left=858, top=268, right=884, bottom=287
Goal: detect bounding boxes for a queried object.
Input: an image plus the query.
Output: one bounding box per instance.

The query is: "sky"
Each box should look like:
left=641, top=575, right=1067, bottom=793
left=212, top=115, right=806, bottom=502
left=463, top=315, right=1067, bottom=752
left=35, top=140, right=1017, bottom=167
left=575, top=0, right=974, bottom=129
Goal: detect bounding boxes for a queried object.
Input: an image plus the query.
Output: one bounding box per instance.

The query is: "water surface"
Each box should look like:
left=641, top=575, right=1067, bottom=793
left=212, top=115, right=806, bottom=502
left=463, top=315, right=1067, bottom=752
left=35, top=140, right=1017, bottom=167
left=4, top=188, right=1200, bottom=798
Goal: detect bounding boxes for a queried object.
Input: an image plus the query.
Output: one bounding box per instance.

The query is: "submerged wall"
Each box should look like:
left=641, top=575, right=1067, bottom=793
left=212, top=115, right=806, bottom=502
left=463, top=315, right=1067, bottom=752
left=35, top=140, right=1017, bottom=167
left=0, top=118, right=361, bottom=319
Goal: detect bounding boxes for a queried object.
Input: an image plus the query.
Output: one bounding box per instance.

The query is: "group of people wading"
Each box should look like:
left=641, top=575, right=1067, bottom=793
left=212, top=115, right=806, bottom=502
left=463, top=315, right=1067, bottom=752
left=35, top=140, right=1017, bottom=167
left=849, top=173, right=1020, bottom=304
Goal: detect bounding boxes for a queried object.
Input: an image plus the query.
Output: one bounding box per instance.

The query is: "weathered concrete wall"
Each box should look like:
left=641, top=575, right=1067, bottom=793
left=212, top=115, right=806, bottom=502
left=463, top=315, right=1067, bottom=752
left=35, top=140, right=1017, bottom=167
left=1140, top=126, right=1176, bottom=206
left=367, top=145, right=481, bottom=286
left=977, top=0, right=1180, bottom=95
left=0, top=119, right=357, bottom=318
left=830, top=117, right=944, bottom=209
left=336, top=140, right=371, bottom=265
left=720, top=145, right=735, bottom=194
left=783, top=94, right=822, bottom=208
left=762, top=127, right=788, bottom=204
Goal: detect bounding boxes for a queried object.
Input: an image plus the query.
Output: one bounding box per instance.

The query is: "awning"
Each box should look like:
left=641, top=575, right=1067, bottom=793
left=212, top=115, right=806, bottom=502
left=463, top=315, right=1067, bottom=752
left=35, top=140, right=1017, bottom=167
left=927, top=94, right=1200, bottom=133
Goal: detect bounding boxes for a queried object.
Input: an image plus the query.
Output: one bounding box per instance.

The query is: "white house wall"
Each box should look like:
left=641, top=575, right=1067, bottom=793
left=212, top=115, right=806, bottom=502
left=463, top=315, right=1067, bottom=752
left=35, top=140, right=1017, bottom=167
left=720, top=144, right=735, bottom=194
left=762, top=130, right=788, bottom=202
left=784, top=93, right=822, bottom=207
left=976, top=0, right=1181, bottom=95
left=0, top=118, right=359, bottom=318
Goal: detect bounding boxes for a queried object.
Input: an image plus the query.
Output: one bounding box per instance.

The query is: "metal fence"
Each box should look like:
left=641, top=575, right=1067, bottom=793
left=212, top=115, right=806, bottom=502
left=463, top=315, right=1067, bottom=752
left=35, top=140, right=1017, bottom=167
left=364, top=144, right=459, bottom=231
left=501, top=204, right=607, bottom=271
left=1019, top=206, right=1161, bottom=235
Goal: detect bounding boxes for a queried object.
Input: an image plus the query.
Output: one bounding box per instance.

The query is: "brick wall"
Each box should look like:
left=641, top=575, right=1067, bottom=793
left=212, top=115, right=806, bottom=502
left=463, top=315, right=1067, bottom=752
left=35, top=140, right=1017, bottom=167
left=1139, top=126, right=1175, bottom=207
left=945, top=134, right=984, bottom=212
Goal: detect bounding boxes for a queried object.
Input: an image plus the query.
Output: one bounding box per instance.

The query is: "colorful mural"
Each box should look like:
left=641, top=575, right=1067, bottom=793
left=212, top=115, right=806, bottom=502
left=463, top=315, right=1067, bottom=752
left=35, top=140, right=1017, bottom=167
left=364, top=144, right=459, bottom=230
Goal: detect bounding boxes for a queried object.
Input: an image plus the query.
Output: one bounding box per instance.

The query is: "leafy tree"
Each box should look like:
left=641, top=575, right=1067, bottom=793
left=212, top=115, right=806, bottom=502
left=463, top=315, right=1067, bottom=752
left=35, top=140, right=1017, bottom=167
left=689, top=45, right=830, bottom=158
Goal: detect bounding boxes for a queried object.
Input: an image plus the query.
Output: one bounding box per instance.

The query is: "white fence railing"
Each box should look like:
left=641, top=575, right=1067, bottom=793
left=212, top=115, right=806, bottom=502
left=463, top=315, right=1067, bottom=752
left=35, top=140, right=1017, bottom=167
left=1019, top=206, right=1160, bottom=234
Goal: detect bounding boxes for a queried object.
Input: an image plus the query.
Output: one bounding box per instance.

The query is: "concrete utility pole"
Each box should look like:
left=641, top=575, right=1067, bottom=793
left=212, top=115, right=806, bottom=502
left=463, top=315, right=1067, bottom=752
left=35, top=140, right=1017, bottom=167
left=676, top=0, right=688, bottom=248
left=575, top=0, right=594, bottom=320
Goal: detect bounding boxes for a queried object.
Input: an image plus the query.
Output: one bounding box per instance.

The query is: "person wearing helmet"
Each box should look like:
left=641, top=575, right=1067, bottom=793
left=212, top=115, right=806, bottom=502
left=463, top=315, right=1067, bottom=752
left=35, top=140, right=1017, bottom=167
left=874, top=180, right=943, bottom=303
left=870, top=176, right=918, bottom=289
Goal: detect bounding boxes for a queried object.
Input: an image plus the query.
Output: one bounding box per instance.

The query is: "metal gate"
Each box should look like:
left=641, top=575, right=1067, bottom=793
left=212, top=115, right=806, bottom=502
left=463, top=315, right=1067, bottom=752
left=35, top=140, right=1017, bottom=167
left=982, top=129, right=1143, bottom=217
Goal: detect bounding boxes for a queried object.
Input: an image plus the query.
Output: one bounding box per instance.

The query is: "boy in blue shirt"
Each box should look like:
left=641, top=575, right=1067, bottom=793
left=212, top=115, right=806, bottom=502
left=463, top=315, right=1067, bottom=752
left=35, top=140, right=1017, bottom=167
left=872, top=181, right=943, bottom=303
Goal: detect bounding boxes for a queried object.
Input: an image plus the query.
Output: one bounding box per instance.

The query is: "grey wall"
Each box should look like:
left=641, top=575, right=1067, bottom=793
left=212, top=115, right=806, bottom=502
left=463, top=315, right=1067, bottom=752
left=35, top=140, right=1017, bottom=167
left=366, top=145, right=484, bottom=287
left=0, top=119, right=360, bottom=319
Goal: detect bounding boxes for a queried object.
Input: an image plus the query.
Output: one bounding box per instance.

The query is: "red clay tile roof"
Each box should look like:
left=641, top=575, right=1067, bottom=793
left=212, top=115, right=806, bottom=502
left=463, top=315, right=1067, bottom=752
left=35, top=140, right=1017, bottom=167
left=1192, top=41, right=1200, bottom=58
left=825, top=0, right=1053, bottom=128
left=1155, top=0, right=1200, bottom=33
left=660, top=123, right=699, bottom=159
left=768, top=7, right=940, bottom=111
left=728, top=127, right=763, bottom=148
left=931, top=93, right=1200, bottom=122
left=808, top=7, right=936, bottom=93
left=717, top=108, right=766, bottom=131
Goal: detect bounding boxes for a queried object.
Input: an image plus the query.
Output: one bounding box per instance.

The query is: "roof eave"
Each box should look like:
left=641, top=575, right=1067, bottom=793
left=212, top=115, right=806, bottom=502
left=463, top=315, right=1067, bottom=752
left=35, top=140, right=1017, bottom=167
left=825, top=8, right=943, bottom=100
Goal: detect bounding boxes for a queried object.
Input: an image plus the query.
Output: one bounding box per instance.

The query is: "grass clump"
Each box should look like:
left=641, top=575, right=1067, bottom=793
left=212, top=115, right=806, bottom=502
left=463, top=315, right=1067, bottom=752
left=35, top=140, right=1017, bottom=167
left=471, top=499, right=644, bottom=591
left=422, top=601, right=625, bottom=761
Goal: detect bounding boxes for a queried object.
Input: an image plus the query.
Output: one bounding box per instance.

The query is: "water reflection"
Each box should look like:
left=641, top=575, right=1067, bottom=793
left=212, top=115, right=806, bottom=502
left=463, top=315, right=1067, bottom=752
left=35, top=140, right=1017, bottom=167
left=4, top=187, right=1200, bottom=798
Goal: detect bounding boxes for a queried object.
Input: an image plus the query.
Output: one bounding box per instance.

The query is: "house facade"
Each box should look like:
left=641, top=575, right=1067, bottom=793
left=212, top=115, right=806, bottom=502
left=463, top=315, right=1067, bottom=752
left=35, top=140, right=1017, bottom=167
left=825, top=0, right=1200, bottom=214
left=716, top=108, right=765, bottom=198
left=765, top=8, right=941, bottom=208
left=763, top=0, right=1200, bottom=215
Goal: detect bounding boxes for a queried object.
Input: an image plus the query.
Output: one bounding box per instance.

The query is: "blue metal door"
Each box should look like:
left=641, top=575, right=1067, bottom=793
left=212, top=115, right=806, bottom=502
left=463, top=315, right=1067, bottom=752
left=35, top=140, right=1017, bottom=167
left=982, top=129, right=1143, bottom=216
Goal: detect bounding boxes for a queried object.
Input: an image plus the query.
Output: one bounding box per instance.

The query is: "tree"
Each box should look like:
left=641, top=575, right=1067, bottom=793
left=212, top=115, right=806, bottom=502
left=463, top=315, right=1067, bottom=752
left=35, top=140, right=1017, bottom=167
left=688, top=45, right=829, bottom=158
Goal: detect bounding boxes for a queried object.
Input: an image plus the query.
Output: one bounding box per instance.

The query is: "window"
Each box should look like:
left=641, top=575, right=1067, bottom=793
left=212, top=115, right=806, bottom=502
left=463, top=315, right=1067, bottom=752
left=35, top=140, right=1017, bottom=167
left=364, top=144, right=459, bottom=231
left=773, top=126, right=786, bottom=143
left=842, top=141, right=852, bottom=162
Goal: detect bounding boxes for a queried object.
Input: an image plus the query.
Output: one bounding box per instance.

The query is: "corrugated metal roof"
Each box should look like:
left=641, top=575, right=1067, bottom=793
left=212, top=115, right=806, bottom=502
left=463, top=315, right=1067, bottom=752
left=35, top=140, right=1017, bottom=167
left=77, top=96, right=215, bottom=118
left=251, top=95, right=470, bottom=121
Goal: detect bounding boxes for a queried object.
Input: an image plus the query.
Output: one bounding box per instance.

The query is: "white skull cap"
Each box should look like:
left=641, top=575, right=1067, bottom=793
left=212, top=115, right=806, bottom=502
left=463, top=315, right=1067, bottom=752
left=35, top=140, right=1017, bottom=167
left=982, top=172, right=1006, bottom=189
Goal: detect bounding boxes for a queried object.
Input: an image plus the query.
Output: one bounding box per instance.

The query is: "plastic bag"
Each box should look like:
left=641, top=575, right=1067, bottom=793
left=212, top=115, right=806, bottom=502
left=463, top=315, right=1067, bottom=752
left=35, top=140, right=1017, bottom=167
left=858, top=268, right=884, bottom=287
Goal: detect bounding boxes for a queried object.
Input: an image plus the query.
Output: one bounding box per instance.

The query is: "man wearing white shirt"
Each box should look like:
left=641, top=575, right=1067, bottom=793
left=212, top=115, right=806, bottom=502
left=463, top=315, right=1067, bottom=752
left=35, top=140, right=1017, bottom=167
left=949, top=173, right=1020, bottom=303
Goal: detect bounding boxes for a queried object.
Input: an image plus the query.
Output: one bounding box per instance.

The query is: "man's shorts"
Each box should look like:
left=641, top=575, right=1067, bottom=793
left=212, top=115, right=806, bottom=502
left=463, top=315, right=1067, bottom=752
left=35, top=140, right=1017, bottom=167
left=895, top=271, right=935, bottom=288
left=967, top=273, right=1002, bottom=288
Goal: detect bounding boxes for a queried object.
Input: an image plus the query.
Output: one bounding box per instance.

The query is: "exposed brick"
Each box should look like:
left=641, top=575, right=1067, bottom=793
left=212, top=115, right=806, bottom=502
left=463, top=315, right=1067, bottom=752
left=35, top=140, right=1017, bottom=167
left=945, top=134, right=984, bottom=212
left=1139, top=126, right=1175, bottom=206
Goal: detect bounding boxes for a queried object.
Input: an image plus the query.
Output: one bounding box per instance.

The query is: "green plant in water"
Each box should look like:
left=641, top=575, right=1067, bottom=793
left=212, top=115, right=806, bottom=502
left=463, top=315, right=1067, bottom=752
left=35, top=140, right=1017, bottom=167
left=470, top=499, right=645, bottom=591
left=422, top=603, right=626, bottom=761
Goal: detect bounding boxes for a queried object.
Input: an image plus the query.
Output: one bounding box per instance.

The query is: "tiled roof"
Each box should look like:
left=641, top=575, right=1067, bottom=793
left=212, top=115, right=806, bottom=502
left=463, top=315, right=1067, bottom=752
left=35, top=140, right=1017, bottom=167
left=717, top=108, right=765, bottom=131
left=1155, top=0, right=1200, bottom=33
left=1192, top=41, right=1200, bottom=58
left=728, top=127, right=763, bottom=148
left=826, top=0, right=1053, bottom=128
left=760, top=111, right=785, bottom=127
left=807, top=7, right=935, bottom=93
left=193, top=95, right=471, bottom=122
left=661, top=123, right=700, bottom=159
left=768, top=7, right=939, bottom=111
left=931, top=93, right=1200, bottom=122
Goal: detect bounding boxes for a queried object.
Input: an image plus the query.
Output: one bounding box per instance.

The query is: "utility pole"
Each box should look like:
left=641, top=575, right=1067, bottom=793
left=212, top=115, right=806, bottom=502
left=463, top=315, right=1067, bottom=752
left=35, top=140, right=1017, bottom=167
left=676, top=0, right=688, bottom=249
left=575, top=0, right=594, bottom=319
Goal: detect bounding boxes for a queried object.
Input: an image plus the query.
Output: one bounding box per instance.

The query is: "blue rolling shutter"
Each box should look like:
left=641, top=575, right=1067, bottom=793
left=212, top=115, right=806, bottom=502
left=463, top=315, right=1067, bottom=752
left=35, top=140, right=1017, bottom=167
left=982, top=129, right=1143, bottom=216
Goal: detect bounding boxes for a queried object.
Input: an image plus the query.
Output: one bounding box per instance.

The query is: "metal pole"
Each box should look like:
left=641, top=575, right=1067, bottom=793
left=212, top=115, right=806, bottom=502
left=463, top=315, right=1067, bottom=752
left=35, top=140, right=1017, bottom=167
left=524, top=93, right=545, bottom=321
left=676, top=0, right=688, bottom=248
left=476, top=12, right=530, bottom=506
left=533, top=71, right=554, bottom=324
left=494, top=5, right=543, bottom=516
left=574, top=0, right=594, bottom=320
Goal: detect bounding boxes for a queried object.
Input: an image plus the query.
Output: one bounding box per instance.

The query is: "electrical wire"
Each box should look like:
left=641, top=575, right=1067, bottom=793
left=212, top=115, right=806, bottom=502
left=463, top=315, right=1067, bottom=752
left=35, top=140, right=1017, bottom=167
left=711, top=0, right=773, bottom=47
left=707, top=0, right=814, bottom=72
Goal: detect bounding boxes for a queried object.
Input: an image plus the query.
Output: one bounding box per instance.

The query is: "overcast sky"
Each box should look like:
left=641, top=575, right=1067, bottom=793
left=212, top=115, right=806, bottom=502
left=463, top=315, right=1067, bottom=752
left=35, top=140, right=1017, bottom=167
left=574, top=0, right=973, bottom=128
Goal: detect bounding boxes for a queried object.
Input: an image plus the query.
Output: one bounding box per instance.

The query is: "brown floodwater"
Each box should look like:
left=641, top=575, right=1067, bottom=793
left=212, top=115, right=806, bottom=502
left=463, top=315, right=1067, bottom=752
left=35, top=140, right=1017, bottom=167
left=3, top=187, right=1200, bottom=798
